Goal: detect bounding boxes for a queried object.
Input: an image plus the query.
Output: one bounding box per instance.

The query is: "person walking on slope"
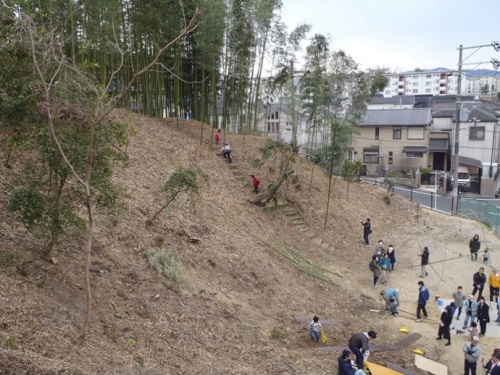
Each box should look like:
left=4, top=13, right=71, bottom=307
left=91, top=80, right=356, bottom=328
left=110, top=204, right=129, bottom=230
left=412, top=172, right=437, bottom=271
left=419, top=246, right=429, bottom=278
left=476, top=297, right=490, bottom=336
left=469, top=234, right=481, bottom=261
left=453, top=286, right=467, bottom=320
left=368, top=255, right=381, bottom=288
left=463, top=336, right=482, bottom=375
left=472, top=267, right=487, bottom=299
left=215, top=129, right=222, bottom=146
left=463, top=295, right=478, bottom=329
left=308, top=316, right=322, bottom=343
left=251, top=174, right=261, bottom=194
left=416, top=280, right=430, bottom=322
left=220, top=142, right=232, bottom=163
left=436, top=305, right=452, bottom=346
left=348, top=330, right=377, bottom=371
left=361, top=218, right=371, bottom=246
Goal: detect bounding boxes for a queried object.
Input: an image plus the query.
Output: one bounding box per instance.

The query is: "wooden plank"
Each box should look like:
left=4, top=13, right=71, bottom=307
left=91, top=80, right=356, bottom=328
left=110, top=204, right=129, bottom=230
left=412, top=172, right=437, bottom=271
left=366, top=362, right=403, bottom=375
left=414, top=354, right=447, bottom=375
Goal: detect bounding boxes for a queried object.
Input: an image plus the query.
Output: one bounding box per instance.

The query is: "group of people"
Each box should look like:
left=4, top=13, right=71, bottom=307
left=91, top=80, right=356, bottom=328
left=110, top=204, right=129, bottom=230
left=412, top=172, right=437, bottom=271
left=367, top=238, right=397, bottom=288
left=215, top=129, right=263, bottom=194
left=309, top=317, right=377, bottom=375
left=462, top=338, right=500, bottom=375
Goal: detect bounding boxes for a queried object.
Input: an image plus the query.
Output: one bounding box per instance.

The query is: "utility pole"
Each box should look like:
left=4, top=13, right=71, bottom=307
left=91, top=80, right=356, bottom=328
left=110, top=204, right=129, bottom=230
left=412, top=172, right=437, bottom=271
left=452, top=45, right=463, bottom=215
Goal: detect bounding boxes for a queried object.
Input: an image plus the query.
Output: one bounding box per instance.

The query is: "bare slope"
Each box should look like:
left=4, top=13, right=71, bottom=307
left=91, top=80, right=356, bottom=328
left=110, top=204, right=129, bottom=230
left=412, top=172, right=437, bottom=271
left=1, top=111, right=495, bottom=374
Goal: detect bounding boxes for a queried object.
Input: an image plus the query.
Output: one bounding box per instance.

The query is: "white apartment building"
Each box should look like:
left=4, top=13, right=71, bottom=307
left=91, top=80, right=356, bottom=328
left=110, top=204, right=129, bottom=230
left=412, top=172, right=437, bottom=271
left=382, top=70, right=500, bottom=97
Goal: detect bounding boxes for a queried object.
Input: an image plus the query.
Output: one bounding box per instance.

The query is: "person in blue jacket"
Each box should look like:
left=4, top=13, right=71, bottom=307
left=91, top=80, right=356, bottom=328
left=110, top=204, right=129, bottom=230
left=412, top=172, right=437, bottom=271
left=381, top=288, right=400, bottom=310
left=416, top=280, right=430, bottom=322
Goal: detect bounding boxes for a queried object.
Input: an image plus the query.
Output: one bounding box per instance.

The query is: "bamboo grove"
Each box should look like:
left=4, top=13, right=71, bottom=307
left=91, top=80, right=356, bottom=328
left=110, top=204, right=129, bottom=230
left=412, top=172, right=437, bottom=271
left=1, top=0, right=387, bottom=149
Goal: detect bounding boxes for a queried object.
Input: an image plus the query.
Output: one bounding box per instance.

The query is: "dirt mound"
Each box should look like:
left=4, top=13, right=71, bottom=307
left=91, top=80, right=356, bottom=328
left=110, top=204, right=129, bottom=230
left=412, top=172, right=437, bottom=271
left=1, top=111, right=497, bottom=374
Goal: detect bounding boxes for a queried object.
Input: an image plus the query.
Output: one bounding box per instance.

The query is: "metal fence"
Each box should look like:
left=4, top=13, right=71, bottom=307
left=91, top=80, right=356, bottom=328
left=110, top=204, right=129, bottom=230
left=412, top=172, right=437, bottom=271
left=365, top=177, right=500, bottom=232
left=458, top=198, right=500, bottom=233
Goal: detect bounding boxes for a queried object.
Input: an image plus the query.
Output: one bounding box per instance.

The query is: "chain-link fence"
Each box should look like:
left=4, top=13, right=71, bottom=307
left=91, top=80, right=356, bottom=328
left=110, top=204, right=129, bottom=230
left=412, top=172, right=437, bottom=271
left=458, top=197, right=500, bottom=233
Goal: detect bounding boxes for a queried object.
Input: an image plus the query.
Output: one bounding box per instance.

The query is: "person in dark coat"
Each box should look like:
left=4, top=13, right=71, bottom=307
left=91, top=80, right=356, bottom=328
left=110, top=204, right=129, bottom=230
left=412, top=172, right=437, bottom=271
left=436, top=305, right=452, bottom=346
left=469, top=234, right=481, bottom=261
left=476, top=296, right=490, bottom=336
left=361, top=218, right=371, bottom=246
left=472, top=267, right=487, bottom=299
left=420, top=246, right=429, bottom=278
left=338, top=349, right=364, bottom=375
left=387, top=244, right=396, bottom=271
left=348, top=330, right=377, bottom=371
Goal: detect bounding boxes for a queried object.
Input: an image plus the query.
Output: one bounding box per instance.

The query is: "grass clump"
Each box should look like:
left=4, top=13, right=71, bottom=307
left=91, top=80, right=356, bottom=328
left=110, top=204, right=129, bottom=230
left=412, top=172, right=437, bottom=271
left=148, top=248, right=185, bottom=287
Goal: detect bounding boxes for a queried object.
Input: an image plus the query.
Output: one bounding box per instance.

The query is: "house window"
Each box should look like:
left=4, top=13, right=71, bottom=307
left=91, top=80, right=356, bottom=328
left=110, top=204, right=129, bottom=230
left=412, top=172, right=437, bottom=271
left=347, top=150, right=355, bottom=162
left=267, top=122, right=279, bottom=133
left=407, top=127, right=424, bottom=140
left=375, top=127, right=379, bottom=140
left=388, top=151, right=393, bottom=165
left=469, top=126, right=485, bottom=140
left=405, top=152, right=424, bottom=158
left=363, top=152, right=379, bottom=163
left=393, top=127, right=401, bottom=140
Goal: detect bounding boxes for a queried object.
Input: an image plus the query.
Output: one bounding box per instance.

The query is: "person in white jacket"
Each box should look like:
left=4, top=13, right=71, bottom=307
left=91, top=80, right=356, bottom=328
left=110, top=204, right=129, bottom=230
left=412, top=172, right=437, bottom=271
left=463, top=336, right=481, bottom=375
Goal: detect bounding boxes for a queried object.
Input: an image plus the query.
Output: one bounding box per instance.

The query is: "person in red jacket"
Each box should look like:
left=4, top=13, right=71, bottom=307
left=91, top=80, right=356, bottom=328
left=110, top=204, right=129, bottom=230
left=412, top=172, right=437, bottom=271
left=215, top=129, right=221, bottom=146
left=251, top=174, right=261, bottom=194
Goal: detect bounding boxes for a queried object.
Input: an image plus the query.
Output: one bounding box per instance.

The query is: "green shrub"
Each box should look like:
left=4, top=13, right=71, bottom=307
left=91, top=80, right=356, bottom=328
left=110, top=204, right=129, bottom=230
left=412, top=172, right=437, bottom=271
left=269, top=326, right=286, bottom=340
left=420, top=167, right=431, bottom=175
left=148, top=248, right=185, bottom=287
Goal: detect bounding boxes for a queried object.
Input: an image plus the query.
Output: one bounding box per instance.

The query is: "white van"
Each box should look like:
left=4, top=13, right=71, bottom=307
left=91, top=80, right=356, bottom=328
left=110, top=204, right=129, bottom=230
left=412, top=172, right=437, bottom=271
left=451, top=166, right=471, bottom=191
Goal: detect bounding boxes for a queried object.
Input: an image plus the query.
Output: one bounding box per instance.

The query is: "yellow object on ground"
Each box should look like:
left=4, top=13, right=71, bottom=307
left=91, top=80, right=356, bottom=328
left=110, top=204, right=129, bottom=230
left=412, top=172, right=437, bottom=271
left=399, top=327, right=409, bottom=333
left=320, top=329, right=327, bottom=343
left=365, top=362, right=404, bottom=375
left=413, top=348, right=425, bottom=356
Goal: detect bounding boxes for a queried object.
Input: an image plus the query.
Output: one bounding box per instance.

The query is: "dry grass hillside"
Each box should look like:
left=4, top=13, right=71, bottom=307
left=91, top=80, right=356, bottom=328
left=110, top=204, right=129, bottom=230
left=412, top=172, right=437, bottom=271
left=1, top=111, right=497, bottom=375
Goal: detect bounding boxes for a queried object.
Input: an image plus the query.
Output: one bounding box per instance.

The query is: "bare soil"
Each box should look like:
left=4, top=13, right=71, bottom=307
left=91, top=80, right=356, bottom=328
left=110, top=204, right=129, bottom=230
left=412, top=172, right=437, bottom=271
left=0, top=111, right=498, bottom=374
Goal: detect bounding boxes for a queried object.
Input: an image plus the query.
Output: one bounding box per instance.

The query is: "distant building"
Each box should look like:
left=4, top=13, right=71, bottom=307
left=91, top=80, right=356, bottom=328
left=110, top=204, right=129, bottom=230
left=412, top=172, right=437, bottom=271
left=381, top=69, right=500, bottom=97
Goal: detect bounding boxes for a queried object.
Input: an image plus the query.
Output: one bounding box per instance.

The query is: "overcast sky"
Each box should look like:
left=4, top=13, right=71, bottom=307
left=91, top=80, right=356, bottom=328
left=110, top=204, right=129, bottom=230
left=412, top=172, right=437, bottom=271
left=280, top=0, right=500, bottom=72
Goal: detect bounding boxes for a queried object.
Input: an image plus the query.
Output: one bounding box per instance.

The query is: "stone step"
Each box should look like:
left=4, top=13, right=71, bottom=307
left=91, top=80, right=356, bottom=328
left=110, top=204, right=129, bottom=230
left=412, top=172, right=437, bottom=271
left=298, top=227, right=310, bottom=233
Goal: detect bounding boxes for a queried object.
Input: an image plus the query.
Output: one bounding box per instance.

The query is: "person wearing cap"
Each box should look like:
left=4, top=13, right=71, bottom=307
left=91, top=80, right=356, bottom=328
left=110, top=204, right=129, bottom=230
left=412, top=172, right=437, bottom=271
left=463, top=336, right=481, bottom=375
left=463, top=295, right=478, bottom=329
left=339, top=349, right=365, bottom=375
left=348, top=330, right=377, bottom=371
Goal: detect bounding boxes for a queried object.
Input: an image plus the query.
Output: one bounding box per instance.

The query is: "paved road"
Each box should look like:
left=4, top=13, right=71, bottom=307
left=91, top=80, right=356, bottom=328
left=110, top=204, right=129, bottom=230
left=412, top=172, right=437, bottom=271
left=362, top=177, right=500, bottom=214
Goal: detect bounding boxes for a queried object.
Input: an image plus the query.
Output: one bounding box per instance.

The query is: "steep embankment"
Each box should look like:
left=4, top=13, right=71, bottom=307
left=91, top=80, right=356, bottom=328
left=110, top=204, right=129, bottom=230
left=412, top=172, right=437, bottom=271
left=0, top=111, right=423, bottom=374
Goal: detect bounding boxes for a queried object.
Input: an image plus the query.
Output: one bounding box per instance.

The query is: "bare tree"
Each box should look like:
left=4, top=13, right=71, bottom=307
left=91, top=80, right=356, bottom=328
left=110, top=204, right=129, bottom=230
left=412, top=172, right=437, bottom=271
left=18, top=8, right=200, bottom=340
